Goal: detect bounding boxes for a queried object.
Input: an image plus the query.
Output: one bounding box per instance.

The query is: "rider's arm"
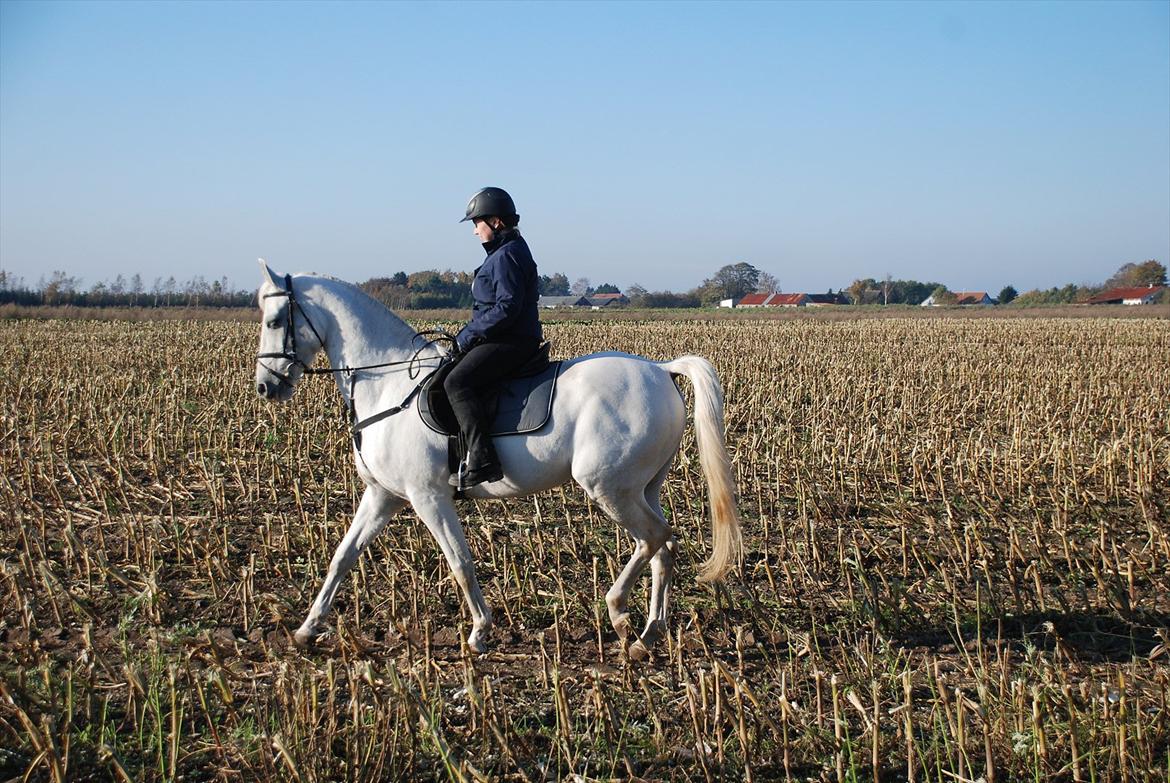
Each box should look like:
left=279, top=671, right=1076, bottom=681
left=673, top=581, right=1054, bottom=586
left=457, top=251, right=526, bottom=350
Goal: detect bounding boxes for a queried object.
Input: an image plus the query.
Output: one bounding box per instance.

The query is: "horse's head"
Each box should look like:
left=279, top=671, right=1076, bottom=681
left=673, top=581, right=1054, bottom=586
left=255, top=260, right=325, bottom=402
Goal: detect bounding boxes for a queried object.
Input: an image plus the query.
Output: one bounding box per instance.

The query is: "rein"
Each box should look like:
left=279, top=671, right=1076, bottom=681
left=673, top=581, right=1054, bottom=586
left=257, top=274, right=455, bottom=450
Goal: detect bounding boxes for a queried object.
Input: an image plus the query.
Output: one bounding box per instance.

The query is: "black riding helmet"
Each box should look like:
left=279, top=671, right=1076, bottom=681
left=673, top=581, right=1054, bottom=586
left=460, top=187, right=518, bottom=224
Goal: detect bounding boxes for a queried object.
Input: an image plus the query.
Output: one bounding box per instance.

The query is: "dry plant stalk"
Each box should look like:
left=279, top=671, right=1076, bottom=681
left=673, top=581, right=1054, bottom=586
left=0, top=315, right=1167, bottom=781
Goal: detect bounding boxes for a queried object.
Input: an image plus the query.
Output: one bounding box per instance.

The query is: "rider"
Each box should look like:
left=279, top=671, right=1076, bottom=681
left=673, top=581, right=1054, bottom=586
left=445, top=187, right=543, bottom=489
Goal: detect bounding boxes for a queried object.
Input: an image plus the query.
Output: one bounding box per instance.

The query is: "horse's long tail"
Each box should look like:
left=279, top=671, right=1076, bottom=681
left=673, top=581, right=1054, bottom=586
left=660, top=355, right=742, bottom=582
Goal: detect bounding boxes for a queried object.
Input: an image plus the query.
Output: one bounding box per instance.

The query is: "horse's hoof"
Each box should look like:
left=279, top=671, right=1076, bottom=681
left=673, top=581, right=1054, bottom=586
left=627, top=638, right=652, bottom=662
left=467, top=629, right=491, bottom=654
left=611, top=613, right=634, bottom=640
left=293, top=626, right=319, bottom=649
left=640, top=620, right=666, bottom=649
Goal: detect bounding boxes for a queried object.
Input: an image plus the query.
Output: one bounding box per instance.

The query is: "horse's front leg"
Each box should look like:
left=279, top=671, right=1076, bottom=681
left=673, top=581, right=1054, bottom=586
left=295, top=485, right=406, bottom=647
left=408, top=492, right=493, bottom=653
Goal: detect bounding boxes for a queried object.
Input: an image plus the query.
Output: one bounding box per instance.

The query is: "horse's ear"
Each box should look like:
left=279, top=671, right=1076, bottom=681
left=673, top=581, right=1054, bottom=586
left=258, top=258, right=283, bottom=290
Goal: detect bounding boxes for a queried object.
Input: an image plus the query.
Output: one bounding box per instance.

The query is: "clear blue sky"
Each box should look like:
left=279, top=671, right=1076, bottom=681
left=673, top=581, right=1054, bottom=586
left=2, top=0, right=1167, bottom=295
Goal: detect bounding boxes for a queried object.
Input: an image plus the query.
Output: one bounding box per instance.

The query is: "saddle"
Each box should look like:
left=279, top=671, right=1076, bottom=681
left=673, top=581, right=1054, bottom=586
left=419, top=342, right=561, bottom=472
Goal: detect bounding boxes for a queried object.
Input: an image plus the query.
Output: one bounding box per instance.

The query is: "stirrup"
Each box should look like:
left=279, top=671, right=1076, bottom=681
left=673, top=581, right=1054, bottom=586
left=448, top=459, right=503, bottom=490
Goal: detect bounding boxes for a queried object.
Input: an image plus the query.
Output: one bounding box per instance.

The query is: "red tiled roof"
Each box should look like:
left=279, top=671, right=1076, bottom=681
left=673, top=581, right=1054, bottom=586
left=738, top=293, right=770, bottom=305
left=769, top=293, right=807, bottom=305
left=1087, top=285, right=1166, bottom=304
left=953, top=291, right=990, bottom=305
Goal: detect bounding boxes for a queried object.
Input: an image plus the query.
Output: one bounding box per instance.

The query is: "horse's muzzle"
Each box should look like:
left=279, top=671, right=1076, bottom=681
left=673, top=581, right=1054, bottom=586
left=256, top=377, right=293, bottom=401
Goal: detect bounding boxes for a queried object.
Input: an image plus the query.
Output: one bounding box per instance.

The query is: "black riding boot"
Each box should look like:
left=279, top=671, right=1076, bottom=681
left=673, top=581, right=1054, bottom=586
left=443, top=339, right=539, bottom=489
left=446, top=388, right=503, bottom=488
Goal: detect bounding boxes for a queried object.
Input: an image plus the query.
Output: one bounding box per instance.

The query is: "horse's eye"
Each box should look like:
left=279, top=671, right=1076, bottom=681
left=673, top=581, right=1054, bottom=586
left=266, top=319, right=279, bottom=328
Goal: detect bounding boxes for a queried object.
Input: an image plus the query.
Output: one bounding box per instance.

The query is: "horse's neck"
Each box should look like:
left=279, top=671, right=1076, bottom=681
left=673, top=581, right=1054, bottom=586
left=302, top=277, right=430, bottom=402
left=310, top=279, right=413, bottom=365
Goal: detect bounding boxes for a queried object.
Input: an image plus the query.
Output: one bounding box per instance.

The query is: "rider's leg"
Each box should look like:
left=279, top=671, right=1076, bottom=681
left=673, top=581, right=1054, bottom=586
left=444, top=339, right=537, bottom=486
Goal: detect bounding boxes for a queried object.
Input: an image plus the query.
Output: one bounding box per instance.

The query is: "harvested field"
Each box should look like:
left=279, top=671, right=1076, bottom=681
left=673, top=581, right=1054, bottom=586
left=1, top=316, right=1168, bottom=781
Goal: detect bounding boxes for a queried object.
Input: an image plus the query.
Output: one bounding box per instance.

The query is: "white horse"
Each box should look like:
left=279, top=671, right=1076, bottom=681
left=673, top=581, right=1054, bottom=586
left=253, top=261, right=741, bottom=654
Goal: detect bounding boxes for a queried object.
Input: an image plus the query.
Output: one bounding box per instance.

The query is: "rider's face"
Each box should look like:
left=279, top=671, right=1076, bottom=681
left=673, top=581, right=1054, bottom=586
left=472, top=217, right=499, bottom=244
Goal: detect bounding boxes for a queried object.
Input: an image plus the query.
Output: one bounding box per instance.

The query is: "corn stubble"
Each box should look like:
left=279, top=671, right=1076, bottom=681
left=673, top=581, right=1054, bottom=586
left=1, top=316, right=1167, bottom=782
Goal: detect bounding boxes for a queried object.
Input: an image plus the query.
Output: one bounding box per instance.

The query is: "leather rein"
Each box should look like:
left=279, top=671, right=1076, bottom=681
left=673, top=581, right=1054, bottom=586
left=257, top=274, right=453, bottom=450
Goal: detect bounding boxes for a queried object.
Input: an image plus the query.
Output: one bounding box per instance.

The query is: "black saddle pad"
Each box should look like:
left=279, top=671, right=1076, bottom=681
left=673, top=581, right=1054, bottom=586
left=419, top=358, right=562, bottom=437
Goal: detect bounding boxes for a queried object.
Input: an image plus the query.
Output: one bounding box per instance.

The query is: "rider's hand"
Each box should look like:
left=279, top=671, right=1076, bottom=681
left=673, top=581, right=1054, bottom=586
left=455, top=332, right=482, bottom=354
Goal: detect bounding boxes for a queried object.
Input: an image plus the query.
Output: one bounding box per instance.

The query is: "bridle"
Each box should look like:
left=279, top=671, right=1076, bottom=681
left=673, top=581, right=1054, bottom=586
left=257, top=274, right=331, bottom=385
left=256, top=274, right=456, bottom=450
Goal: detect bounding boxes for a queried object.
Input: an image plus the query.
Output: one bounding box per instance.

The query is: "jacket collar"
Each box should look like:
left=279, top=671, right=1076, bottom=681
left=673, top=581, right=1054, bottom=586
left=481, top=227, right=520, bottom=255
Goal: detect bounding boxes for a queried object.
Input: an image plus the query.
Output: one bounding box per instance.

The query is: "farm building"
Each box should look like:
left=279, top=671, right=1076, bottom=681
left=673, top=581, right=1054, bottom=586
left=806, top=292, right=851, bottom=306
left=1086, top=285, right=1166, bottom=305
left=737, top=292, right=810, bottom=307
left=587, top=293, right=629, bottom=307
left=920, top=291, right=995, bottom=306
left=538, top=295, right=590, bottom=308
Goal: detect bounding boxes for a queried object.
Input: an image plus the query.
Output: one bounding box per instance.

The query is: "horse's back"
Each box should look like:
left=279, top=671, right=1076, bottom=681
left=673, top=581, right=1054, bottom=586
left=464, top=351, right=686, bottom=498
left=558, top=351, right=682, bottom=403
left=555, top=351, right=687, bottom=442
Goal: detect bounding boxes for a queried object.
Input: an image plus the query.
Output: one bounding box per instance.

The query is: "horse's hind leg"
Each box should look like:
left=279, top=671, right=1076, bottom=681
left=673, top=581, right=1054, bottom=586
left=582, top=483, right=671, bottom=647
left=296, top=485, right=406, bottom=647
left=638, top=539, right=677, bottom=652
left=634, top=458, right=678, bottom=649
left=641, top=465, right=677, bottom=649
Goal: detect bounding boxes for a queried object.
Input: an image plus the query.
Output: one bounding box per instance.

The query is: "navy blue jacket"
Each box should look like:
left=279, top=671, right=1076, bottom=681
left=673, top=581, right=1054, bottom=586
left=456, top=229, right=543, bottom=351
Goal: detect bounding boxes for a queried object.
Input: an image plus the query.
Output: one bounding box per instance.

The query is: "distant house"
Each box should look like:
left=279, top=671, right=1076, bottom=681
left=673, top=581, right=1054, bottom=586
left=538, top=295, right=590, bottom=308
left=587, top=292, right=629, bottom=307
left=921, top=291, right=995, bottom=306
left=736, top=293, right=770, bottom=307
left=737, top=292, right=809, bottom=307
left=806, top=293, right=850, bottom=306
left=1086, top=285, right=1166, bottom=305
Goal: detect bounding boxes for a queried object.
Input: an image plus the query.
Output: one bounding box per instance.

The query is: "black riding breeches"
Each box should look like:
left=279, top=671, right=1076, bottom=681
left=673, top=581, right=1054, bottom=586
left=443, top=339, right=539, bottom=465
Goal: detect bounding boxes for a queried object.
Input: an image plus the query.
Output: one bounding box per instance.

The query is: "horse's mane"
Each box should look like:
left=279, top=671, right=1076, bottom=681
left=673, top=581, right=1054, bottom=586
left=302, top=272, right=421, bottom=347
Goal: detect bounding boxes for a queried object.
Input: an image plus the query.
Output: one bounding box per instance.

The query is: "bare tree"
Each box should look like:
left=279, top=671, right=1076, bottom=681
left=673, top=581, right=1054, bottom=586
left=0, top=271, right=25, bottom=291
left=756, top=271, right=781, bottom=294
left=42, top=270, right=80, bottom=305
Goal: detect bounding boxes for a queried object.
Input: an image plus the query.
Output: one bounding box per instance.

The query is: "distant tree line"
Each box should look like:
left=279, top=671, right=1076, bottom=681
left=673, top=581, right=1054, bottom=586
left=360, top=270, right=473, bottom=310
left=2, top=259, right=1164, bottom=311
left=844, top=260, right=1166, bottom=307
left=1008, top=260, right=1167, bottom=306
left=622, top=262, right=774, bottom=308
left=0, top=270, right=254, bottom=308
left=357, top=271, right=629, bottom=309
left=844, top=277, right=946, bottom=306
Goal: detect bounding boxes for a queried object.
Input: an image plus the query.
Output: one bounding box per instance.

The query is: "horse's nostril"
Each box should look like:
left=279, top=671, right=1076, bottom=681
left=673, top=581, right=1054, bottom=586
left=257, top=382, right=267, bottom=397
